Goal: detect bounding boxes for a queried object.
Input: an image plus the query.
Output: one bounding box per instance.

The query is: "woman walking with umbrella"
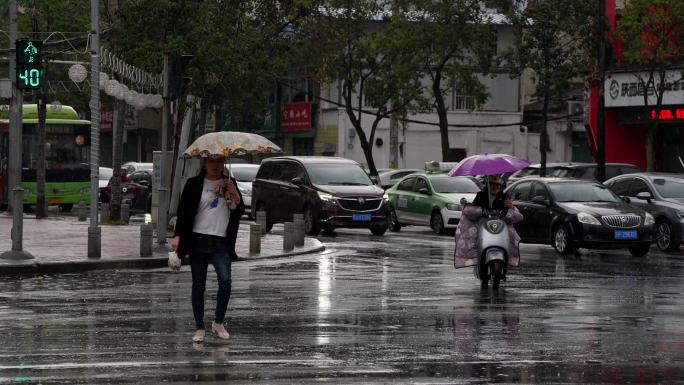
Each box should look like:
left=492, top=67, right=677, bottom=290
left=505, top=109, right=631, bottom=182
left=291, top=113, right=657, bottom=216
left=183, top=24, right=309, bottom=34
left=173, top=132, right=281, bottom=342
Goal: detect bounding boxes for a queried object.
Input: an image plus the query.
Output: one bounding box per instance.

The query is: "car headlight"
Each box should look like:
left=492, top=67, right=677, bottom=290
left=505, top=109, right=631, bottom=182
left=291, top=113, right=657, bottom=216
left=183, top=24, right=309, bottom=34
left=644, top=212, right=655, bottom=226
left=238, top=186, right=251, bottom=196
left=317, top=191, right=335, bottom=202
left=446, top=203, right=462, bottom=211
left=676, top=211, right=684, bottom=220
left=577, top=212, right=600, bottom=225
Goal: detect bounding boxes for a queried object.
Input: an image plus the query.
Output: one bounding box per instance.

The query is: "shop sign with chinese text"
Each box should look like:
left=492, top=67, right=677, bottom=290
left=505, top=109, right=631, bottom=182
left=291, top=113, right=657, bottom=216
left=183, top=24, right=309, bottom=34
left=280, top=102, right=311, bottom=132
left=605, top=70, right=684, bottom=107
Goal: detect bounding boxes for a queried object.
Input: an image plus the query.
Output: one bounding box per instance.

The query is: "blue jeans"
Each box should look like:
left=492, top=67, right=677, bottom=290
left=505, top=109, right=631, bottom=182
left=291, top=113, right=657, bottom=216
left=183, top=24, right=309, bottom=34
left=189, top=233, right=232, bottom=330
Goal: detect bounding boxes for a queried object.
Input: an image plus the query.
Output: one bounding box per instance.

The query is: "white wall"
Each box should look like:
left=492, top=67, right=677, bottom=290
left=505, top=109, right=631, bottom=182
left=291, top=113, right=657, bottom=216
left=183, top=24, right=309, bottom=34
left=329, top=108, right=539, bottom=170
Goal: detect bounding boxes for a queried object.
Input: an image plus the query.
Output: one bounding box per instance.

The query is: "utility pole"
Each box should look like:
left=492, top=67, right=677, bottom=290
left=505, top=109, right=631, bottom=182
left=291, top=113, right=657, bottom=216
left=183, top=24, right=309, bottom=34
left=596, top=0, right=606, bottom=182
left=1, top=0, right=33, bottom=260
left=156, top=53, right=170, bottom=249
left=87, top=0, right=101, bottom=258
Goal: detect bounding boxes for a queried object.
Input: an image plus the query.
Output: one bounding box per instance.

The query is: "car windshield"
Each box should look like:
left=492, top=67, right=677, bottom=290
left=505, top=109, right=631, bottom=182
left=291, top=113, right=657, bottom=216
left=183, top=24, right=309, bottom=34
left=307, top=164, right=373, bottom=186
left=549, top=182, right=621, bottom=203
left=652, top=178, right=684, bottom=198
left=430, top=177, right=480, bottom=193
left=231, top=167, right=258, bottom=182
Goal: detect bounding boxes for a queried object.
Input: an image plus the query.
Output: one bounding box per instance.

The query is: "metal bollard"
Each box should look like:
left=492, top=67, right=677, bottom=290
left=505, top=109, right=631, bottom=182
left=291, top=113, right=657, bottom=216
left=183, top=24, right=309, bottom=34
left=283, top=222, right=295, bottom=251
left=87, top=226, right=101, bottom=259
left=77, top=201, right=87, bottom=221
left=101, top=203, right=110, bottom=221
left=249, top=223, right=262, bottom=255
left=140, top=224, right=153, bottom=257
left=256, top=211, right=267, bottom=235
left=121, top=199, right=131, bottom=223
left=293, top=213, right=305, bottom=247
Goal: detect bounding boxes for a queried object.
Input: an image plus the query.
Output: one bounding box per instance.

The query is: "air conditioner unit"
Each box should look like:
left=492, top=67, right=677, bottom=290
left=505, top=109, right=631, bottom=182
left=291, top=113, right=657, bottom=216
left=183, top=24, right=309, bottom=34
left=567, top=101, right=584, bottom=120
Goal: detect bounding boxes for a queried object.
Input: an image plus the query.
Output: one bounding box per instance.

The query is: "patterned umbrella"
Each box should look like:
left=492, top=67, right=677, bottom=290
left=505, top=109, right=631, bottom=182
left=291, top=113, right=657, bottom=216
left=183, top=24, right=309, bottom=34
left=183, top=132, right=282, bottom=158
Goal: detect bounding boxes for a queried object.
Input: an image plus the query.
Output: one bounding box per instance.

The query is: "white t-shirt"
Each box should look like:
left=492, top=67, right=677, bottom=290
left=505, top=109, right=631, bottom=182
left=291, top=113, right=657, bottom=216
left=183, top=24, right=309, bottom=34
left=192, top=178, right=231, bottom=237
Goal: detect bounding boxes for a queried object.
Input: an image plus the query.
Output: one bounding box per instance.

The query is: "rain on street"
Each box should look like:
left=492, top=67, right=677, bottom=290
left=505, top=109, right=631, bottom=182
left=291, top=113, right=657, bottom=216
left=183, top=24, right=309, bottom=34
left=1, top=225, right=683, bottom=384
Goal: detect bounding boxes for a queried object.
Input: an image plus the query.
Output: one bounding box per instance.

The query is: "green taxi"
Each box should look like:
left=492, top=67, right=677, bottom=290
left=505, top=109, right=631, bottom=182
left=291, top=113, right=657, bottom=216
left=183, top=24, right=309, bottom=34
left=385, top=171, right=481, bottom=234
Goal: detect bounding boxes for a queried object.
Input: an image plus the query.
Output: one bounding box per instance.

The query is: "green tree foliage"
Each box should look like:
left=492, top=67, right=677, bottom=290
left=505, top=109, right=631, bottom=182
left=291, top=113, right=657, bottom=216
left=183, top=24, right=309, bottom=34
left=300, top=0, right=429, bottom=176
left=392, top=0, right=497, bottom=162
left=615, top=0, right=684, bottom=171
left=499, top=0, right=595, bottom=175
left=110, top=0, right=297, bottom=134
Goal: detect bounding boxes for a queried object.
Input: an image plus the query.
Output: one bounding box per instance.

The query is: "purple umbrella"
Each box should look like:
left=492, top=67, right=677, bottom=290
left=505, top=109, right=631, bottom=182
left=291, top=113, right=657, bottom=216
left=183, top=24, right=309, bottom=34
left=448, top=153, right=530, bottom=177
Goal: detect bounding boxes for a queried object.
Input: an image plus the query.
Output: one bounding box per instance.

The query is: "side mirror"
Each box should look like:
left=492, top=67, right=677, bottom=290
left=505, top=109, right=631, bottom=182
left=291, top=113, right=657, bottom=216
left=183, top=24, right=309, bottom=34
left=371, top=176, right=380, bottom=185
left=621, top=196, right=631, bottom=203
left=291, top=177, right=304, bottom=186
left=418, top=187, right=431, bottom=195
left=635, top=191, right=653, bottom=202
left=460, top=197, right=468, bottom=206
left=531, top=195, right=549, bottom=206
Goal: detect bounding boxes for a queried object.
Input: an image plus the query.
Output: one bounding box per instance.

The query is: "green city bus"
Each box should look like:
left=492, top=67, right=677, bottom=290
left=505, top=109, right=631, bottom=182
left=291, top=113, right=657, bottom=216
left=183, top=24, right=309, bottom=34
left=0, top=104, right=91, bottom=211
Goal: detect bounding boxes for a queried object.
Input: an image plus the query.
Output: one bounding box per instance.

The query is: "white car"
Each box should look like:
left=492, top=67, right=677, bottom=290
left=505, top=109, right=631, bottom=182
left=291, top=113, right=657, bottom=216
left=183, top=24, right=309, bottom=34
left=122, top=162, right=153, bottom=174
left=225, top=163, right=260, bottom=217
left=99, top=167, right=113, bottom=189
left=378, top=169, right=421, bottom=189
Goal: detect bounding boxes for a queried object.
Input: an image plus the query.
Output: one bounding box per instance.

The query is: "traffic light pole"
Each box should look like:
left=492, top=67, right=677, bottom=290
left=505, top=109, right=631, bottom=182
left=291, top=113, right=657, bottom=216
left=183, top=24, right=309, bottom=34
left=1, top=0, right=33, bottom=260
left=87, top=0, right=101, bottom=258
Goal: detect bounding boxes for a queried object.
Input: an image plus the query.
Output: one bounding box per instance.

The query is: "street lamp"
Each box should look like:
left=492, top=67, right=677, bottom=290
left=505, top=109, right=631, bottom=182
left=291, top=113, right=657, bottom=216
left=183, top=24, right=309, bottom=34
left=68, top=64, right=88, bottom=83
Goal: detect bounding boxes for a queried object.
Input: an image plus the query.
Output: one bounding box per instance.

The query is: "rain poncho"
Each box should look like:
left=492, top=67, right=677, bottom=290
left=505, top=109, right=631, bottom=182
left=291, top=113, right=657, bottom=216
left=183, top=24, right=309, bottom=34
left=453, top=204, right=523, bottom=269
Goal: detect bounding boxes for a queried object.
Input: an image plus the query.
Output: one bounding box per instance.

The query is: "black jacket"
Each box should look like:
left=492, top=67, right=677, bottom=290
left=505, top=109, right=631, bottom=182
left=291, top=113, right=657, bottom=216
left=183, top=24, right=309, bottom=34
left=174, top=174, right=244, bottom=258
left=472, top=190, right=508, bottom=211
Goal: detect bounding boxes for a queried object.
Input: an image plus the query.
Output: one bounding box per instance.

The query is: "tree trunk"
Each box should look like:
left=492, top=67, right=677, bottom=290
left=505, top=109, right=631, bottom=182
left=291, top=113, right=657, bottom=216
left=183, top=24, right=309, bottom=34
left=197, top=95, right=210, bottom=136
left=110, top=99, right=125, bottom=221
left=432, top=71, right=451, bottom=161
left=540, top=89, right=550, bottom=177
left=35, top=89, right=47, bottom=218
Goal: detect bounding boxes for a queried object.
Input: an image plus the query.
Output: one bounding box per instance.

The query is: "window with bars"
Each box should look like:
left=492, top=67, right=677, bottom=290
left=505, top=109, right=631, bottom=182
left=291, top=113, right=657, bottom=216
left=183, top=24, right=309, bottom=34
left=451, top=87, right=476, bottom=111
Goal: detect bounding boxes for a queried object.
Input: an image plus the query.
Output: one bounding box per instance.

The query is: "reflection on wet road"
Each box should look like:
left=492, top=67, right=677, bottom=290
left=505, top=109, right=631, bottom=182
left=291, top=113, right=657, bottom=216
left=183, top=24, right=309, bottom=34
left=1, top=227, right=683, bottom=383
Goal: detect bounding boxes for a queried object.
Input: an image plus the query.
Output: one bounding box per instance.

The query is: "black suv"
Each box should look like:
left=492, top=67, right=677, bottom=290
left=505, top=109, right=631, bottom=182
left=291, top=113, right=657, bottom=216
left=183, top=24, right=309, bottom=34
left=251, top=156, right=389, bottom=235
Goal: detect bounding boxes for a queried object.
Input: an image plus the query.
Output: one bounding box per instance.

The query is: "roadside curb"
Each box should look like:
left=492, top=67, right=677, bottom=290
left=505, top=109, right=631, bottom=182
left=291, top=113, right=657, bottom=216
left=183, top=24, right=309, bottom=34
left=0, top=240, right=325, bottom=277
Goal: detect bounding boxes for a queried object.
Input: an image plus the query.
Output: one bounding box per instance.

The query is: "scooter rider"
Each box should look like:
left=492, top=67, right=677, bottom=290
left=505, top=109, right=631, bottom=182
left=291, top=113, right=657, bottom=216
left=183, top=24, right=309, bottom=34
left=472, top=175, right=513, bottom=212
left=454, top=175, right=523, bottom=268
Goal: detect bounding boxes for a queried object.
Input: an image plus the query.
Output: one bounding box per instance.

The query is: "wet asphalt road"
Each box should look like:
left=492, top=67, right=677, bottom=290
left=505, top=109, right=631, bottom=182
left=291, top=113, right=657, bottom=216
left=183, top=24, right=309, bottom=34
left=1, top=224, right=684, bottom=384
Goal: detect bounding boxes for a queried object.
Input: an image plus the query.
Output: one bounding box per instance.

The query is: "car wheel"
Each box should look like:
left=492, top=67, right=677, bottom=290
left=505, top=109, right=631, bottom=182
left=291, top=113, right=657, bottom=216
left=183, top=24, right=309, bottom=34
left=303, top=205, right=320, bottom=236
left=256, top=202, right=273, bottom=232
left=553, top=225, right=575, bottom=255
left=656, top=219, right=678, bottom=252
left=629, top=243, right=651, bottom=257
left=430, top=211, right=445, bottom=235
left=389, top=208, right=402, bottom=232
left=370, top=223, right=387, bottom=236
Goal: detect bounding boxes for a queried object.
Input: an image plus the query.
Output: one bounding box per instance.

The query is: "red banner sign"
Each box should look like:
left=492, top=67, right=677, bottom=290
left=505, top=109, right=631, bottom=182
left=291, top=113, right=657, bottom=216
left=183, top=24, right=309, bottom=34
left=100, top=104, right=113, bottom=132
left=280, top=102, right=312, bottom=132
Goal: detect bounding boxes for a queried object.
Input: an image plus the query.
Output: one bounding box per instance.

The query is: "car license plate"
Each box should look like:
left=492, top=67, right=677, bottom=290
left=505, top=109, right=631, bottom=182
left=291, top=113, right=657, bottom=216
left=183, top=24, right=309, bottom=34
left=352, top=213, right=372, bottom=222
left=615, top=230, right=637, bottom=240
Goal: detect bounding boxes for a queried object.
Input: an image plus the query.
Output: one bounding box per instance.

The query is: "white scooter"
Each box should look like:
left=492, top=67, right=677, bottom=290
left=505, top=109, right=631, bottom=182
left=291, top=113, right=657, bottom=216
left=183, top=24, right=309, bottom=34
left=470, top=208, right=514, bottom=290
